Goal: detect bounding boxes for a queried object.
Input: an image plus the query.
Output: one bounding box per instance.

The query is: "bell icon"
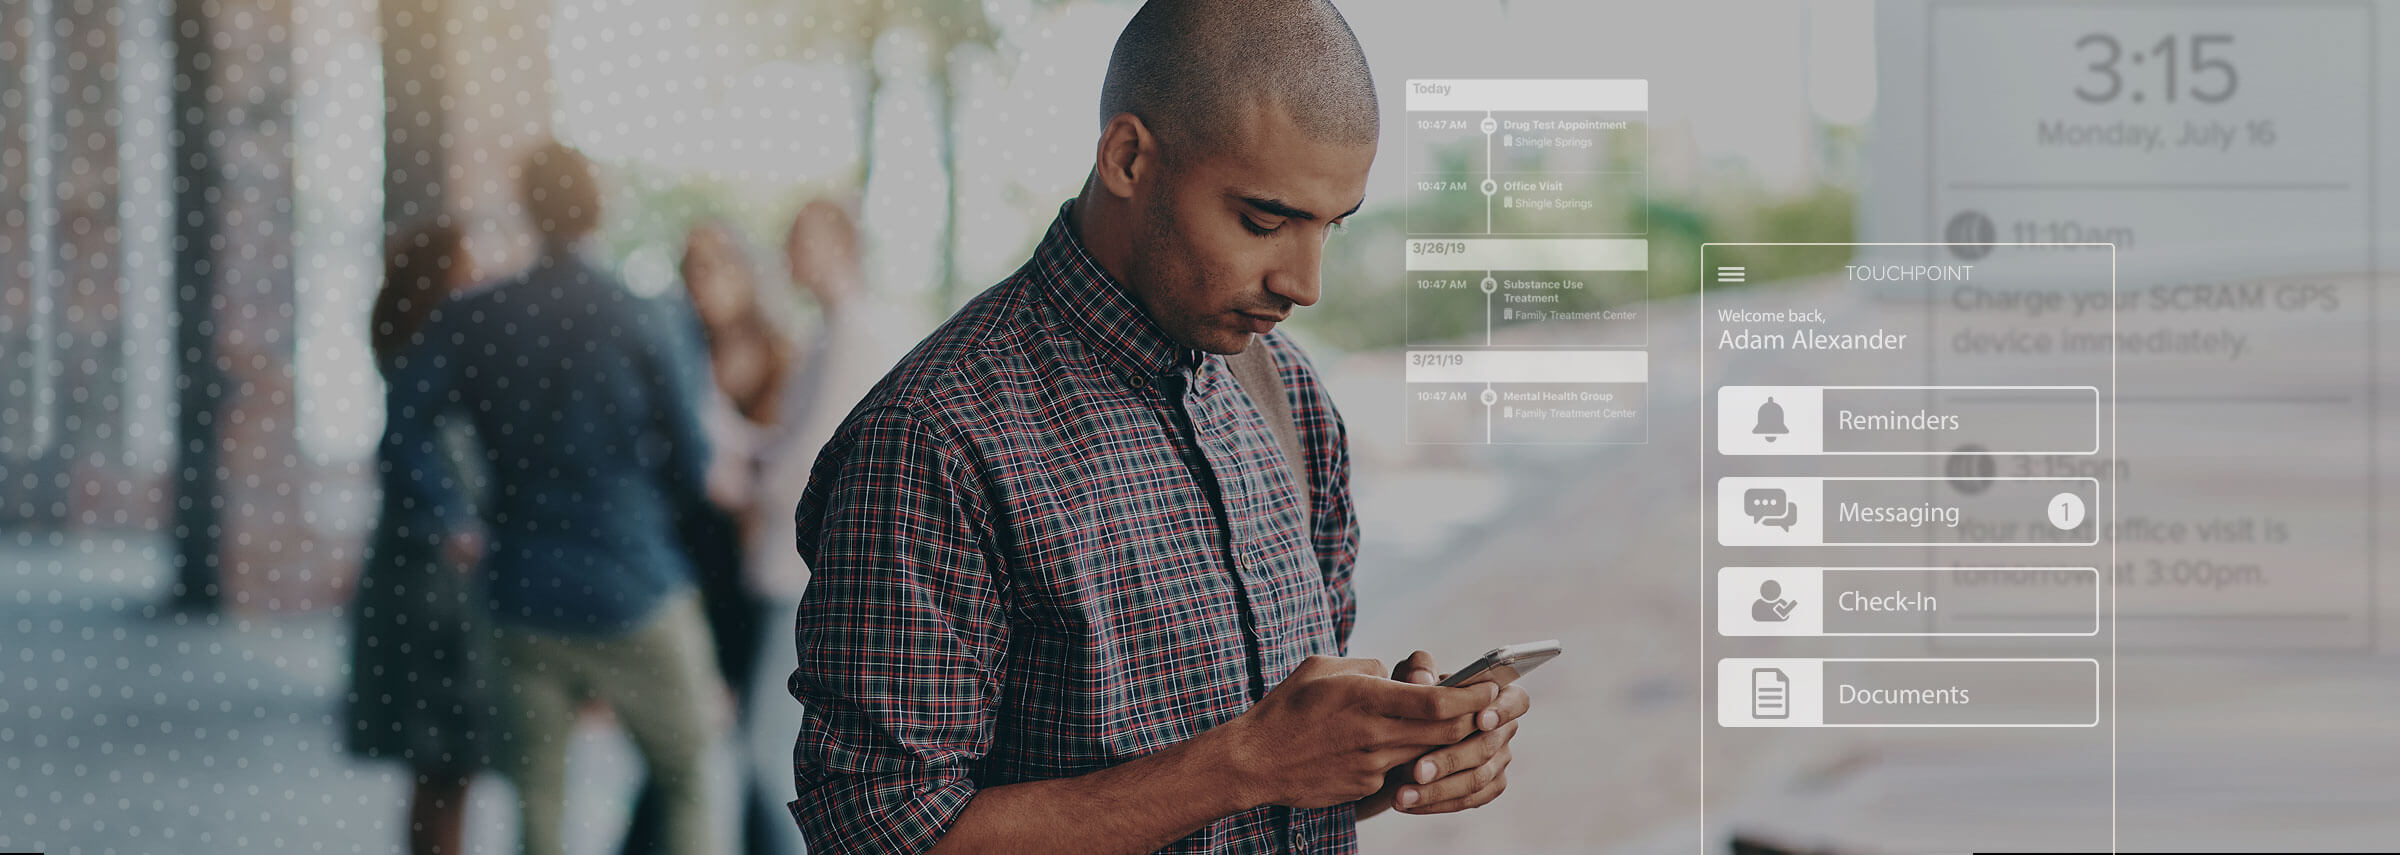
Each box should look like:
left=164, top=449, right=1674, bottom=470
left=1753, top=397, right=1789, bottom=442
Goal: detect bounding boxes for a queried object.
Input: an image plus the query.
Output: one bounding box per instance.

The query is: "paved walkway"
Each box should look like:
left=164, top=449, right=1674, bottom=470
left=1, top=462, right=1701, bottom=855
left=0, top=531, right=789, bottom=855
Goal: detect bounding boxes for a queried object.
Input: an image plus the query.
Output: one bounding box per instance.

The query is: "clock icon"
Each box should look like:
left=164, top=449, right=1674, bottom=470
left=2047, top=492, right=2088, bottom=531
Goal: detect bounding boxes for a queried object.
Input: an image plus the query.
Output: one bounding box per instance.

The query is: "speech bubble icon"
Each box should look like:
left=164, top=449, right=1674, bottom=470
left=1745, top=488, right=1794, bottom=530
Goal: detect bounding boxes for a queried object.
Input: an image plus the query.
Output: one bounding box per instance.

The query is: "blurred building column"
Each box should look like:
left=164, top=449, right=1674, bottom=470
left=54, top=0, right=131, bottom=530
left=0, top=0, right=58, bottom=522
left=381, top=0, right=555, bottom=269
left=4, top=1, right=139, bottom=532
left=381, top=0, right=449, bottom=233
left=169, top=0, right=301, bottom=611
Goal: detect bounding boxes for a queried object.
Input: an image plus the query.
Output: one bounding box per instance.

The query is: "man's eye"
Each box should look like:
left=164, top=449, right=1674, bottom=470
left=1242, top=217, right=1281, bottom=236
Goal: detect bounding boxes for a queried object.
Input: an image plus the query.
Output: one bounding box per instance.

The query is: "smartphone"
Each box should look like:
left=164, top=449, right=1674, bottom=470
left=1436, top=639, right=1563, bottom=688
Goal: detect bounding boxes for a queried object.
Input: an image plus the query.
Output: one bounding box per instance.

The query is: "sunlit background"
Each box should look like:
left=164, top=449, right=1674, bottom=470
left=1, top=1, right=1881, bottom=853
left=6, top=0, right=1877, bottom=567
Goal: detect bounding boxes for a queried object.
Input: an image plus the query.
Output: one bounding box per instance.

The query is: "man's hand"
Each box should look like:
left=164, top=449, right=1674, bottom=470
left=1218, top=655, right=1498, bottom=810
left=1357, top=650, right=1533, bottom=819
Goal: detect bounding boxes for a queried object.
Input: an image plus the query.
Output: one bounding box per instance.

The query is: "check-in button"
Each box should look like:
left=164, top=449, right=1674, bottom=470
left=1717, top=567, right=2099, bottom=636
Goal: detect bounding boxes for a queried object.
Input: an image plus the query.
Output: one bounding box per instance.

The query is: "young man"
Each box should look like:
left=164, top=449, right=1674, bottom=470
left=788, top=2, right=1535, bottom=852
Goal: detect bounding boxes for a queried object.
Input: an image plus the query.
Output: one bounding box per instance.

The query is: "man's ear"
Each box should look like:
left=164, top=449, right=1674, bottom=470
left=1093, top=112, right=1158, bottom=200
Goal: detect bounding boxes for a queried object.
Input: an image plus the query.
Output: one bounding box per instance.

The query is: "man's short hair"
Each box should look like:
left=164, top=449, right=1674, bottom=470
left=518, top=140, right=602, bottom=243
left=1099, top=0, right=1378, bottom=161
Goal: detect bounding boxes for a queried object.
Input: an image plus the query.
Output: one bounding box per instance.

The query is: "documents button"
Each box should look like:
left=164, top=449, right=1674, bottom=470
left=1717, top=658, right=2097, bottom=727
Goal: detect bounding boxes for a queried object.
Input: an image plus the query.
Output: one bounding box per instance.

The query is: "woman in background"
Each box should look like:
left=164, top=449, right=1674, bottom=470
left=682, top=220, right=795, bottom=436
left=620, top=218, right=797, bottom=855
left=344, top=221, right=493, bottom=855
left=747, top=197, right=923, bottom=602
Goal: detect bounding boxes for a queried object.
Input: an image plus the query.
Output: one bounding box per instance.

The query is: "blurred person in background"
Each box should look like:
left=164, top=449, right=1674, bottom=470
left=345, top=220, right=494, bottom=855
left=630, top=199, right=927, bottom=855
left=619, top=219, right=796, bottom=855
left=377, top=140, right=729, bottom=855
left=746, top=197, right=923, bottom=603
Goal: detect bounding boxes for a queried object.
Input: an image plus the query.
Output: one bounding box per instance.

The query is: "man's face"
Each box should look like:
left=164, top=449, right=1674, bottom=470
left=1124, top=100, right=1375, bottom=355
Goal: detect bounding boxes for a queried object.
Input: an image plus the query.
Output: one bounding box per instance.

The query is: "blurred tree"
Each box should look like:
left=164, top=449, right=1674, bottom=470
left=1693, top=183, right=1856, bottom=296
left=768, top=0, right=1018, bottom=308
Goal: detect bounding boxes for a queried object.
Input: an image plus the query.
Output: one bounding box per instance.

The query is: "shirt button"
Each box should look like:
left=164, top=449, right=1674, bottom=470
left=1127, top=374, right=1147, bottom=390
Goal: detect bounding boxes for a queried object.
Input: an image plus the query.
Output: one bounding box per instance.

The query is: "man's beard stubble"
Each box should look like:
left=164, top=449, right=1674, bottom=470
left=1134, top=188, right=1245, bottom=355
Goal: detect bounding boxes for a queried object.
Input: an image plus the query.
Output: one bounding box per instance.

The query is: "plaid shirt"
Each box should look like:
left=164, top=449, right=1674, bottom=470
left=788, top=202, right=1361, bottom=854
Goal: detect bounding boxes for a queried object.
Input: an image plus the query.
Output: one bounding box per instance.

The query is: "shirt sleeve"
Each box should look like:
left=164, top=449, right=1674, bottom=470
left=375, top=301, right=474, bottom=544
left=787, top=403, right=1007, bottom=854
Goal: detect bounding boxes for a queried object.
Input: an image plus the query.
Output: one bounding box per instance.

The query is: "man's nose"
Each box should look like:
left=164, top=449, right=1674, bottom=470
left=1265, top=240, right=1324, bottom=308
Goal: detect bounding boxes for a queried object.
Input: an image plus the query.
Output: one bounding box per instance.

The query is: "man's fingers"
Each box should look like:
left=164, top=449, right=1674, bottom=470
left=1484, top=683, right=1532, bottom=730
left=1391, top=650, right=1439, bottom=685
left=1380, top=711, right=1483, bottom=749
left=1359, top=677, right=1497, bottom=721
left=1403, top=756, right=1500, bottom=808
left=1366, top=743, right=1435, bottom=772
left=1299, top=655, right=1385, bottom=680
left=1411, top=721, right=1515, bottom=784
left=1404, top=770, right=1508, bottom=814
left=1398, top=749, right=1512, bottom=814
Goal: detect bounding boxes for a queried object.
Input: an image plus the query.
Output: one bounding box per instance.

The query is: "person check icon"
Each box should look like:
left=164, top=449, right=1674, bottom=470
left=1753, top=580, right=1798, bottom=623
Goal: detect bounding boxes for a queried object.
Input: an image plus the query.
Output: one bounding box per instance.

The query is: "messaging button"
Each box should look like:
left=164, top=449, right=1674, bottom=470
left=1716, top=477, right=2100, bottom=547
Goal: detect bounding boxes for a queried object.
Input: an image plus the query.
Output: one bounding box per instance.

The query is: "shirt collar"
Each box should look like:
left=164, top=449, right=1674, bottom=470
left=1033, top=200, right=1203, bottom=386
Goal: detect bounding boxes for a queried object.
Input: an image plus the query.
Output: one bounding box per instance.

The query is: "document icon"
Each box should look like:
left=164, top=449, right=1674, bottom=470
left=1751, top=668, right=1789, bottom=720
